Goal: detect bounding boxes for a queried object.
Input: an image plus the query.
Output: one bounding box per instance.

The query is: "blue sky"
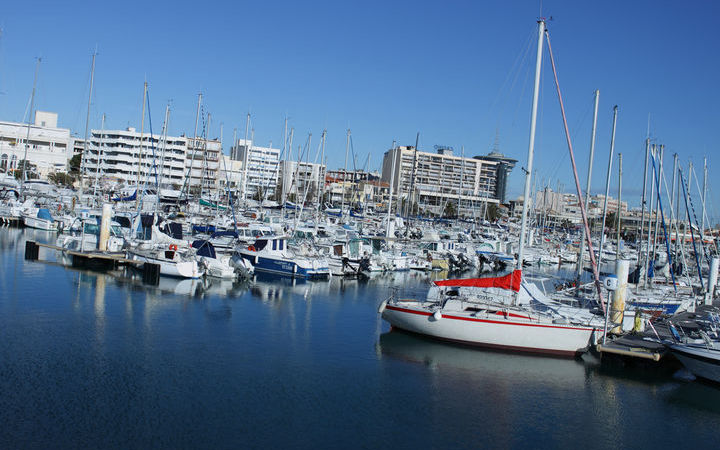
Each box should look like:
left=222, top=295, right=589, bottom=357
left=1, top=1, right=719, bottom=220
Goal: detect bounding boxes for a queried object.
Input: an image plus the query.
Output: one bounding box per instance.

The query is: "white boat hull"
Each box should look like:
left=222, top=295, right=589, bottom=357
left=670, top=344, right=720, bottom=383
left=128, top=250, right=203, bottom=279
left=381, top=302, right=598, bottom=357
left=23, top=216, right=58, bottom=231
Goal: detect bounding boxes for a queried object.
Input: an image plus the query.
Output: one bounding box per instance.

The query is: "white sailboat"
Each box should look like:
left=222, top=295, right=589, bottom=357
left=379, top=20, right=605, bottom=357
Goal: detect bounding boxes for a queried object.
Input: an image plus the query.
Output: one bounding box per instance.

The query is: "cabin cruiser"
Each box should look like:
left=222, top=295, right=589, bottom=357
left=236, top=235, right=330, bottom=279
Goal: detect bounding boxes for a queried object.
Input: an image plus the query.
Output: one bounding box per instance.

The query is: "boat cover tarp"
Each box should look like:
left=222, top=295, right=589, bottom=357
left=434, top=269, right=522, bottom=292
left=193, top=224, right=216, bottom=234
left=199, top=198, right=227, bottom=210
left=37, top=208, right=53, bottom=221
left=164, top=222, right=183, bottom=240
left=192, top=240, right=217, bottom=259
left=113, top=190, right=137, bottom=202
left=211, top=230, right=238, bottom=239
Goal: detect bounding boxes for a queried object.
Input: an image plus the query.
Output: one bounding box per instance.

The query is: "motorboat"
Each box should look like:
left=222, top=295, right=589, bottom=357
left=22, top=207, right=58, bottom=231
left=236, top=235, right=330, bottom=279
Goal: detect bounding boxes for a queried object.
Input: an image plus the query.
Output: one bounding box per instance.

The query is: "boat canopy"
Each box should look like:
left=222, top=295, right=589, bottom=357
left=192, top=240, right=217, bottom=259
left=37, top=208, right=54, bottom=221
left=434, top=269, right=522, bottom=292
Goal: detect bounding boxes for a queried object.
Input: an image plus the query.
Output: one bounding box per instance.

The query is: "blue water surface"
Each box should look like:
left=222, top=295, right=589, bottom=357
left=0, top=228, right=719, bottom=449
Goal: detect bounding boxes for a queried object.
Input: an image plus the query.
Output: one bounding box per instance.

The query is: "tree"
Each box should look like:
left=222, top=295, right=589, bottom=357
left=69, top=154, right=82, bottom=173
left=443, top=201, right=457, bottom=218
left=14, top=160, right=38, bottom=180
left=486, top=203, right=500, bottom=222
left=47, top=172, right=75, bottom=187
left=253, top=186, right=264, bottom=202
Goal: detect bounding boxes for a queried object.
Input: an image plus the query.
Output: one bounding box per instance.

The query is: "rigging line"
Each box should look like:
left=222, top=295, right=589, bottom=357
left=679, top=168, right=704, bottom=288
left=491, top=29, right=535, bottom=126
left=544, top=27, right=606, bottom=313
left=657, top=154, right=694, bottom=287
left=686, top=164, right=710, bottom=266
left=690, top=163, right=717, bottom=254
left=649, top=149, right=678, bottom=291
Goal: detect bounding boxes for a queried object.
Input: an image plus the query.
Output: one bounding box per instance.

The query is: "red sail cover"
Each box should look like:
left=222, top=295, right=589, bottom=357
left=433, top=269, right=522, bottom=292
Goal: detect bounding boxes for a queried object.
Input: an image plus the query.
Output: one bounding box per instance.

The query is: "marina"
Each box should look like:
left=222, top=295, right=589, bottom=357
left=2, top=2, right=720, bottom=447
left=2, top=226, right=720, bottom=448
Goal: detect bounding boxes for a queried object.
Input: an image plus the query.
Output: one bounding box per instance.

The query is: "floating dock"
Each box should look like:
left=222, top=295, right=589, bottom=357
left=25, top=240, right=161, bottom=284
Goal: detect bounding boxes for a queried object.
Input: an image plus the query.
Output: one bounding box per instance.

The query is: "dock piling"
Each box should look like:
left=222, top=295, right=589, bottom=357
left=24, top=241, right=39, bottom=261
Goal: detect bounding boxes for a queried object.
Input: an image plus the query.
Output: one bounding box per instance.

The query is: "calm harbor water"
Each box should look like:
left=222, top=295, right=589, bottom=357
left=1, top=227, right=719, bottom=449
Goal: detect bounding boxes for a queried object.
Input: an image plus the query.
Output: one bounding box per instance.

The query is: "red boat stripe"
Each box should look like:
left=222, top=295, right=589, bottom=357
left=385, top=305, right=597, bottom=332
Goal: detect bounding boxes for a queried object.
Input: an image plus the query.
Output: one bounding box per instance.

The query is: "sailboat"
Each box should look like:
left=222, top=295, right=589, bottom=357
left=379, top=20, right=605, bottom=357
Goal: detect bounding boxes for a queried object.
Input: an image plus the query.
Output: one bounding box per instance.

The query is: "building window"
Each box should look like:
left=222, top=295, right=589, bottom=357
left=11, top=155, right=17, bottom=169
left=0, top=154, right=7, bottom=170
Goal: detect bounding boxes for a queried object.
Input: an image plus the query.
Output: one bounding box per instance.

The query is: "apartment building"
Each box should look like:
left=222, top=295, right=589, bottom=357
left=0, top=111, right=71, bottom=178
left=381, top=145, right=502, bottom=216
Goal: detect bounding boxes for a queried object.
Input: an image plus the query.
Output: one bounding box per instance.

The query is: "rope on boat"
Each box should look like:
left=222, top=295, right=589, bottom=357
left=649, top=149, right=677, bottom=292
left=544, top=28, right=606, bottom=314
left=678, top=169, right=704, bottom=288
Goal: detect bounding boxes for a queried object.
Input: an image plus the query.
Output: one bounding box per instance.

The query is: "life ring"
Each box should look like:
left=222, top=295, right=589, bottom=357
left=169, top=244, right=178, bottom=251
left=248, top=245, right=256, bottom=252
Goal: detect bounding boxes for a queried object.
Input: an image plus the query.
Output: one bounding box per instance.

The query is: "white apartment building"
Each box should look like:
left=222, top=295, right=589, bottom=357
left=381, top=146, right=500, bottom=216
left=0, top=111, right=71, bottom=178
left=184, top=137, right=221, bottom=192
left=279, top=160, right=325, bottom=203
left=231, top=139, right=280, bottom=199
left=81, top=127, right=220, bottom=190
left=217, top=155, right=243, bottom=190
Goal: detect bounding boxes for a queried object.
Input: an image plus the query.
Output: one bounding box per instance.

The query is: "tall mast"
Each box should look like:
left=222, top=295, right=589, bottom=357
left=315, top=129, right=327, bottom=234
left=157, top=104, right=170, bottom=193
left=516, top=19, right=545, bottom=270
left=702, top=156, right=708, bottom=237
left=200, top=113, right=211, bottom=200
left=596, top=105, right=618, bottom=269
left=406, top=132, right=420, bottom=235
left=386, top=141, right=397, bottom=237
left=93, top=113, right=105, bottom=198
left=21, top=58, right=41, bottom=193
left=616, top=153, right=623, bottom=255
left=135, top=81, right=148, bottom=211
left=651, top=145, right=664, bottom=263
left=577, top=89, right=600, bottom=277
left=79, top=50, right=96, bottom=203
left=670, top=153, right=679, bottom=260
left=341, top=129, right=351, bottom=219
left=644, top=144, right=657, bottom=288
left=637, top=139, right=650, bottom=269
left=241, top=112, right=250, bottom=205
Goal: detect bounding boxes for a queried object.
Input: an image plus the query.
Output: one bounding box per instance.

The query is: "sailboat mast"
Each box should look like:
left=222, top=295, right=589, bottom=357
left=637, top=139, right=650, bottom=269
left=21, top=57, right=41, bottom=194
left=386, top=140, right=397, bottom=237
left=341, top=129, right=350, bottom=219
left=241, top=113, right=250, bottom=205
left=702, top=156, right=708, bottom=236
left=93, top=113, right=105, bottom=198
left=135, top=81, right=148, bottom=212
left=651, top=145, right=664, bottom=263
left=577, top=89, right=600, bottom=277
left=516, top=19, right=545, bottom=270
left=79, top=51, right=96, bottom=203
left=644, top=145, right=657, bottom=289
left=596, top=105, right=618, bottom=269
left=616, top=153, right=623, bottom=255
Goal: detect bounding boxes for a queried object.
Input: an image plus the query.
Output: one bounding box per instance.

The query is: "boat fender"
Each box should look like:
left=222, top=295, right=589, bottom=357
left=378, top=299, right=388, bottom=313
left=433, top=311, right=442, bottom=321
left=248, top=245, right=256, bottom=252
left=169, top=244, right=178, bottom=251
